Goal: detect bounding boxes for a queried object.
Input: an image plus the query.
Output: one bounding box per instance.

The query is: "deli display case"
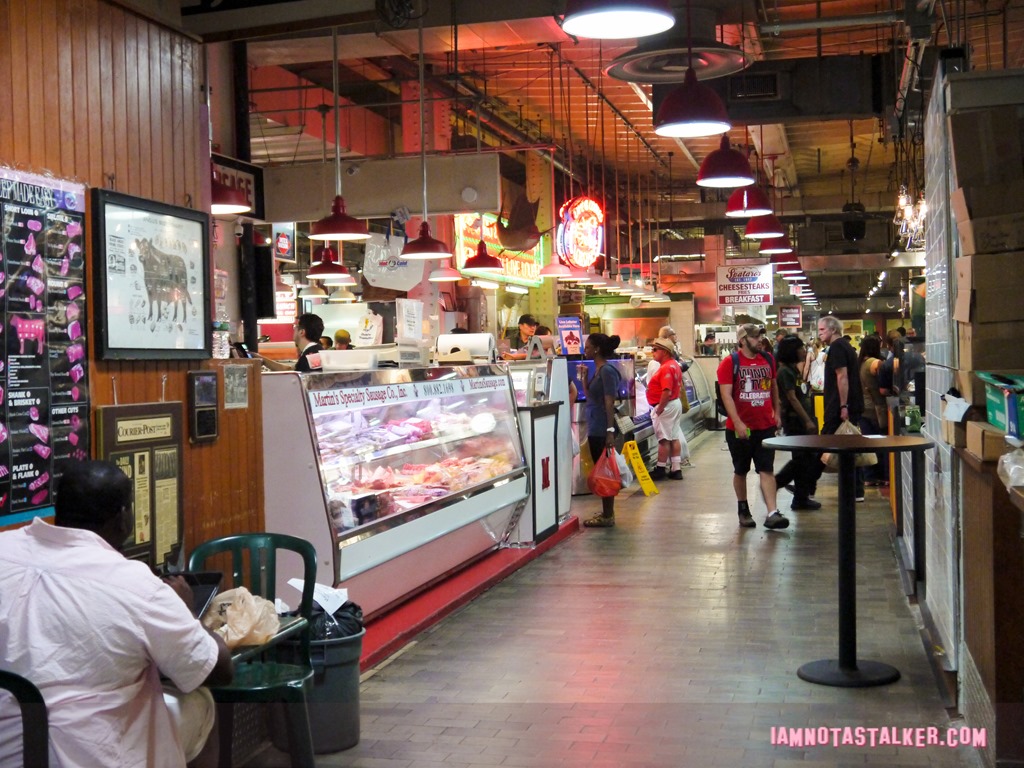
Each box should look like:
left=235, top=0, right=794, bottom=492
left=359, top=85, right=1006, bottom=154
left=261, top=366, right=530, bottom=616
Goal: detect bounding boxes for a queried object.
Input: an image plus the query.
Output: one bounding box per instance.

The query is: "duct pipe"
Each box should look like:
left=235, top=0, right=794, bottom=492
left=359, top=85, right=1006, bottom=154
left=760, top=11, right=902, bottom=34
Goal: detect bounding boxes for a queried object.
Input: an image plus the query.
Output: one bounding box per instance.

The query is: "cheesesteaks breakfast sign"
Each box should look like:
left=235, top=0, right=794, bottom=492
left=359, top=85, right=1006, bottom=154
left=716, top=264, right=774, bottom=307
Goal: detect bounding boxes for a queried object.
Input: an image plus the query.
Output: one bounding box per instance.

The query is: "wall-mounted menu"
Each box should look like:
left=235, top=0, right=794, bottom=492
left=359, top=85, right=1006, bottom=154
left=1, top=168, right=89, bottom=525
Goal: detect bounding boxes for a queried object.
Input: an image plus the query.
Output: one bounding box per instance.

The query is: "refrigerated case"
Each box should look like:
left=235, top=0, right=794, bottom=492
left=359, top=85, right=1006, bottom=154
left=261, top=366, right=530, bottom=616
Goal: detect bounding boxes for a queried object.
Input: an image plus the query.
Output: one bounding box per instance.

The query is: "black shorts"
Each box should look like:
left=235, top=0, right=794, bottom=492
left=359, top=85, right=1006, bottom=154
left=726, top=427, right=777, bottom=475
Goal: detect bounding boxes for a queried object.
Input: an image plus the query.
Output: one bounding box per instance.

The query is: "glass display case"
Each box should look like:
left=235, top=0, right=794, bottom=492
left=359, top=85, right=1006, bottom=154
left=262, top=366, right=530, bottom=615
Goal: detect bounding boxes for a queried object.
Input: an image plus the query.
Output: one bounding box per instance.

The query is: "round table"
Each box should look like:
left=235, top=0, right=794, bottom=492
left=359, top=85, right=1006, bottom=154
left=764, top=433, right=934, bottom=687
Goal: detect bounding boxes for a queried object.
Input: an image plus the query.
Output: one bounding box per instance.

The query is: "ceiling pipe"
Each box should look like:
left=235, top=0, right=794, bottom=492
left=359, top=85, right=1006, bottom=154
left=759, top=11, right=903, bottom=34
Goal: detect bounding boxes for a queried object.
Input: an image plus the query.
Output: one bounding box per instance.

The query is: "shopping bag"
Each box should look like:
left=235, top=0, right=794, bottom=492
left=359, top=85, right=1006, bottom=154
left=202, top=586, right=281, bottom=649
left=822, top=421, right=878, bottom=470
left=587, top=447, right=622, bottom=497
left=614, top=449, right=635, bottom=489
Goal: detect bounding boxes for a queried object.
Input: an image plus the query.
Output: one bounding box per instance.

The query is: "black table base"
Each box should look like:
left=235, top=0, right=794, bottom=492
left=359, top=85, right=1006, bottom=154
left=797, top=659, right=901, bottom=688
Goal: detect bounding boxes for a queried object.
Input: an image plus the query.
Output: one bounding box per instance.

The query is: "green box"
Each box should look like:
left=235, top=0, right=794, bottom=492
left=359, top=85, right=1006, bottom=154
left=976, top=372, right=1024, bottom=431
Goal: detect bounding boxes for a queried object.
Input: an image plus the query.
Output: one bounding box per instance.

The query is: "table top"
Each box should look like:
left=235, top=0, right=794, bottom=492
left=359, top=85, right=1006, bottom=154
left=764, top=434, right=934, bottom=453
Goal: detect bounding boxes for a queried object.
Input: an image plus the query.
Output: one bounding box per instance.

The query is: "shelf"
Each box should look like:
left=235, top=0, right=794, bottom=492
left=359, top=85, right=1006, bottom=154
left=320, top=425, right=488, bottom=470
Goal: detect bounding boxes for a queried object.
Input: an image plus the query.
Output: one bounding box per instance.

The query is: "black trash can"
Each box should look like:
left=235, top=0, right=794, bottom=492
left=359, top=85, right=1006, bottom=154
left=271, top=628, right=365, bottom=754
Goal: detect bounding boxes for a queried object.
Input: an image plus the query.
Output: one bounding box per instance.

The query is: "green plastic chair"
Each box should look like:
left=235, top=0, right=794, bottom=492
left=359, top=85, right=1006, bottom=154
left=188, top=532, right=317, bottom=768
left=0, top=669, right=49, bottom=768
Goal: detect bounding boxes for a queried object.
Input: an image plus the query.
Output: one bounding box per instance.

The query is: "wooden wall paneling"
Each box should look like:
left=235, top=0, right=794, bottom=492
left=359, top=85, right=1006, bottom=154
left=98, top=1, right=113, bottom=184
left=70, top=0, right=91, bottom=180
left=0, top=1, right=11, bottom=156
left=24, top=2, right=45, bottom=169
left=84, top=0, right=103, bottom=186
left=40, top=1, right=61, bottom=169
left=170, top=36, right=184, bottom=203
left=150, top=25, right=166, bottom=200
left=56, top=0, right=77, bottom=179
left=135, top=14, right=152, bottom=199
left=123, top=10, right=140, bottom=194
left=8, top=1, right=29, bottom=163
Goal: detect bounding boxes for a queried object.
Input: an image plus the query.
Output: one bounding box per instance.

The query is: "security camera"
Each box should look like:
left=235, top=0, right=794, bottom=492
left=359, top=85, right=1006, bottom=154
left=234, top=220, right=244, bottom=238
left=346, top=165, right=359, bottom=176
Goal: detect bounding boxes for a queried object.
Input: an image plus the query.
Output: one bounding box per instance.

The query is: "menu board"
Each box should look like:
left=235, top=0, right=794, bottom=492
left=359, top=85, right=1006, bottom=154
left=1, top=169, right=89, bottom=524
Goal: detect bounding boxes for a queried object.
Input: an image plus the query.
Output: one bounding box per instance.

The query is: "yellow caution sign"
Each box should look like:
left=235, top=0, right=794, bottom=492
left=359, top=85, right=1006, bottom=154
left=623, top=440, right=658, bottom=496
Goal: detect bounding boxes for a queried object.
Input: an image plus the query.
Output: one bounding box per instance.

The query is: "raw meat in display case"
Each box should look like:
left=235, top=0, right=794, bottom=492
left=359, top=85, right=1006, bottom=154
left=261, top=366, right=531, bottom=616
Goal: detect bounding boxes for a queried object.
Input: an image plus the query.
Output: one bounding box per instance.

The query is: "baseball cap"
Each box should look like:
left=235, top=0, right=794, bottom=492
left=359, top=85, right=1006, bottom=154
left=518, top=314, right=539, bottom=327
left=736, top=324, right=761, bottom=342
left=651, top=338, right=675, bottom=353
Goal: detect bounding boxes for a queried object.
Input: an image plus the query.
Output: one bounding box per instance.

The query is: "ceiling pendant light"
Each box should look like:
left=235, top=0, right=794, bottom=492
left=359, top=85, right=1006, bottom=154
left=652, top=0, right=729, bottom=139
left=428, top=261, right=463, bottom=282
left=321, top=264, right=357, bottom=286
left=298, top=283, right=327, bottom=299
left=744, top=213, right=784, bottom=240
left=463, top=239, right=503, bottom=272
left=725, top=186, right=773, bottom=218
left=539, top=261, right=572, bottom=279
left=761, top=237, right=794, bottom=255
left=210, top=175, right=251, bottom=216
left=328, top=287, right=356, bottom=303
left=309, top=29, right=369, bottom=242
left=402, top=18, right=451, bottom=260
left=562, top=0, right=674, bottom=40
left=306, top=243, right=347, bottom=280
left=696, top=135, right=755, bottom=188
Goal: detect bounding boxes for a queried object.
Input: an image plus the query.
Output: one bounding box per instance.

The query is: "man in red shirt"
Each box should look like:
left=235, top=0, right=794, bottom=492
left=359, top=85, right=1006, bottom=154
left=646, top=338, right=683, bottom=480
left=717, top=324, right=788, bottom=530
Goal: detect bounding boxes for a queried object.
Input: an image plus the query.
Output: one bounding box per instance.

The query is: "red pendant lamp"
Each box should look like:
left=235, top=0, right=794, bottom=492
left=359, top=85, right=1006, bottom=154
left=309, top=29, right=369, bottom=242
left=562, top=0, right=675, bottom=40
left=696, top=135, right=755, bottom=188
left=725, top=186, right=772, bottom=218
left=744, top=213, right=784, bottom=239
left=761, top=237, right=794, bottom=255
left=306, top=244, right=347, bottom=280
left=210, top=175, right=251, bottom=216
left=401, top=18, right=451, bottom=260
left=463, top=239, right=503, bottom=272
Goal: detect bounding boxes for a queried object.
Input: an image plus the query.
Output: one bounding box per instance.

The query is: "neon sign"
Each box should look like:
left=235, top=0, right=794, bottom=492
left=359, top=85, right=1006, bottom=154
left=454, top=213, right=544, bottom=286
left=556, top=196, right=604, bottom=269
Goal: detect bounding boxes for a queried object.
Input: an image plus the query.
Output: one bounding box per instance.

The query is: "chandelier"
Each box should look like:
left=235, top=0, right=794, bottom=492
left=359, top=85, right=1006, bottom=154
left=892, top=186, right=926, bottom=252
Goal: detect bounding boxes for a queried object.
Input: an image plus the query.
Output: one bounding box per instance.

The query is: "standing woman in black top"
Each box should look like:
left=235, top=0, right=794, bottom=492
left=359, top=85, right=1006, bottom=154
left=577, top=333, right=622, bottom=528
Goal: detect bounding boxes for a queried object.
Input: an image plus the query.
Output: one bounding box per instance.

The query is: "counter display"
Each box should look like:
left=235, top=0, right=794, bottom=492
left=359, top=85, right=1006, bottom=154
left=262, top=366, right=530, bottom=616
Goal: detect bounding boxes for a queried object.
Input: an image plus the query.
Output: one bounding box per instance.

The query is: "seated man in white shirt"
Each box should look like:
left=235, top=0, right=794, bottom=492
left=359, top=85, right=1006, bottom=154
left=0, top=460, right=233, bottom=768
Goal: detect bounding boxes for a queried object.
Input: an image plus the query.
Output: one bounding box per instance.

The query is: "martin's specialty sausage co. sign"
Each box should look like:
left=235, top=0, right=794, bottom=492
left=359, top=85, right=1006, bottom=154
left=716, top=264, right=774, bottom=307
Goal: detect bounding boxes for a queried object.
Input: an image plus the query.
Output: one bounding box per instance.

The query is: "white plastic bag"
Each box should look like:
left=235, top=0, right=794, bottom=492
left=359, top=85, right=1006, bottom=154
left=997, top=448, right=1024, bottom=490
left=614, top=448, right=635, bottom=488
left=202, top=586, right=280, bottom=649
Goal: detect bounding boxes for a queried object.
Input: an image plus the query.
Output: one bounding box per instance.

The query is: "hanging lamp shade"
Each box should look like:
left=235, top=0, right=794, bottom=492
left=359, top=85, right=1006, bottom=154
left=761, top=237, right=794, bottom=256
left=463, top=239, right=503, bottom=272
left=401, top=220, right=451, bottom=259
left=306, top=245, right=347, bottom=279
left=328, top=287, right=356, bottom=303
left=210, top=176, right=251, bottom=216
left=321, top=265, right=357, bottom=286
left=308, top=195, right=370, bottom=241
left=298, top=283, right=327, bottom=298
left=561, top=0, right=674, bottom=39
left=696, top=135, right=755, bottom=188
left=725, top=186, right=773, bottom=218
left=744, top=213, right=785, bottom=239
left=654, top=68, right=731, bottom=138
left=428, top=261, right=463, bottom=282
left=539, top=261, right=573, bottom=278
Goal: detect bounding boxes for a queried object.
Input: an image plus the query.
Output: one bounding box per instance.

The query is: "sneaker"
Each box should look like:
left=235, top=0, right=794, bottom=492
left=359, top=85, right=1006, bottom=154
left=583, top=514, right=615, bottom=528
left=680, top=459, right=695, bottom=469
left=764, top=511, right=790, bottom=530
left=650, top=466, right=667, bottom=480
left=668, top=469, right=683, bottom=480
left=855, top=495, right=866, bottom=503
left=738, top=510, right=756, bottom=528
left=791, top=498, right=822, bottom=511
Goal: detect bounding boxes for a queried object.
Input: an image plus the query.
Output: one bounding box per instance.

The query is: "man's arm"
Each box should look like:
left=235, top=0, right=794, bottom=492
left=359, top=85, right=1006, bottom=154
left=254, top=354, right=291, bottom=372
left=719, top=383, right=747, bottom=438
left=835, top=366, right=850, bottom=420
left=202, top=631, right=234, bottom=686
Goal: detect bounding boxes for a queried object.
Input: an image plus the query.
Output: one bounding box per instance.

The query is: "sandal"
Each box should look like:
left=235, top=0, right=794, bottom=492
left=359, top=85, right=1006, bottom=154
left=583, top=515, right=615, bottom=528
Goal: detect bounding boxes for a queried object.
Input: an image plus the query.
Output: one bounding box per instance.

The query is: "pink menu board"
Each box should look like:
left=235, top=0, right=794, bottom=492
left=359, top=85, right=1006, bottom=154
left=1, top=168, right=89, bottom=524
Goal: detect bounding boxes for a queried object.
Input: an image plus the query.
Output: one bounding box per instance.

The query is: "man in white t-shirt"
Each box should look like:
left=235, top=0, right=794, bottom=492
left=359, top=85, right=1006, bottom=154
left=0, top=461, right=233, bottom=767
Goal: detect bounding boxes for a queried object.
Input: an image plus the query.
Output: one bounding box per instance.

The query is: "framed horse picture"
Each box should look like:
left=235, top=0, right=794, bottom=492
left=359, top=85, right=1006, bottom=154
left=92, top=189, right=211, bottom=360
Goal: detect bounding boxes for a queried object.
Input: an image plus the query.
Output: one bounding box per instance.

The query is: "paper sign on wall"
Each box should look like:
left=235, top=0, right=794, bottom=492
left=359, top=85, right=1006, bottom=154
left=395, top=299, right=423, bottom=342
left=355, top=312, right=384, bottom=346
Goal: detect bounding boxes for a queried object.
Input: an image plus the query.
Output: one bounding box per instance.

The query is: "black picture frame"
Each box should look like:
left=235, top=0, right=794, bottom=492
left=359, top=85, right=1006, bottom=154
left=92, top=188, right=212, bottom=360
left=187, top=370, right=219, bottom=443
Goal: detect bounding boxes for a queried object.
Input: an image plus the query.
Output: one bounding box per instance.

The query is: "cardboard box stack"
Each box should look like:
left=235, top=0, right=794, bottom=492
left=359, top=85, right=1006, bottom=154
left=949, top=104, right=1024, bottom=458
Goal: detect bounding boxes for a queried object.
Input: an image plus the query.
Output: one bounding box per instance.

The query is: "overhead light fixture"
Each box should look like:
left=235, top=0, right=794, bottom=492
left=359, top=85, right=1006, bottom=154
left=696, top=135, right=755, bottom=188
left=566, top=268, right=595, bottom=283
left=471, top=279, right=498, bottom=290
left=505, top=284, right=529, bottom=295
left=428, top=261, right=462, bottom=282
left=463, top=239, right=503, bottom=272
left=309, top=29, right=369, bottom=242
left=306, top=243, right=349, bottom=281
left=321, top=265, right=357, bottom=286
left=561, top=0, right=674, bottom=40
left=539, top=261, right=573, bottom=278
left=654, top=67, right=730, bottom=138
left=761, top=237, right=794, bottom=256
left=744, top=213, right=784, bottom=240
left=328, top=287, right=356, bottom=303
left=298, top=283, right=327, bottom=299
left=401, top=18, right=451, bottom=259
left=725, top=186, right=773, bottom=218
left=210, top=175, right=251, bottom=216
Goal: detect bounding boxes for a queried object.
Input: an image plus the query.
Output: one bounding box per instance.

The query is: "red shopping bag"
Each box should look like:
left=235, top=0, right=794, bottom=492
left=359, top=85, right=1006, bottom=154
left=587, top=447, right=622, bottom=497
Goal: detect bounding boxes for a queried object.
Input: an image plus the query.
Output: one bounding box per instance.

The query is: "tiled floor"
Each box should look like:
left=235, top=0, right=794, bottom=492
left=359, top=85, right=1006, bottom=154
left=252, top=431, right=985, bottom=768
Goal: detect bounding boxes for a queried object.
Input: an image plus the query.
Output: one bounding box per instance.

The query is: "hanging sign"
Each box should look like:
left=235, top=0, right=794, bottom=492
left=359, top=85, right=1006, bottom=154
left=355, top=311, right=384, bottom=346
left=271, top=222, right=294, bottom=262
left=779, top=306, right=803, bottom=327
left=555, top=196, right=604, bottom=269
left=556, top=316, right=584, bottom=356
left=716, top=264, right=774, bottom=307
left=361, top=232, right=425, bottom=292
left=454, top=213, right=543, bottom=286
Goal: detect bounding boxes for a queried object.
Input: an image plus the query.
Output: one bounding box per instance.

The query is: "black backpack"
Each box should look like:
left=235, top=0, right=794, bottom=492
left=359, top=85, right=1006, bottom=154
left=715, top=350, right=775, bottom=417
